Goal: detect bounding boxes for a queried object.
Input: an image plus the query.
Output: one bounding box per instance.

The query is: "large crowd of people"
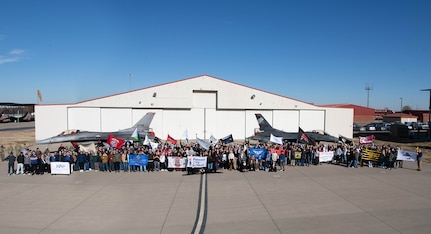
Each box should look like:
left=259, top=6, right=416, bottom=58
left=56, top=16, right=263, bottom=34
left=2, top=138, right=424, bottom=176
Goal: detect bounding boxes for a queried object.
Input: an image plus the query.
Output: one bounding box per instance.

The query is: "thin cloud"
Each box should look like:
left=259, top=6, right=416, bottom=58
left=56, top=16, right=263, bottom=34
left=0, top=57, right=20, bottom=64
left=0, top=49, right=24, bottom=64
left=10, top=49, right=24, bottom=55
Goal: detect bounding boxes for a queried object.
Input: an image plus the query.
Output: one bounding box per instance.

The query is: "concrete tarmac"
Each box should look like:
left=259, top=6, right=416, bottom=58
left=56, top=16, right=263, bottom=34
left=0, top=161, right=430, bottom=234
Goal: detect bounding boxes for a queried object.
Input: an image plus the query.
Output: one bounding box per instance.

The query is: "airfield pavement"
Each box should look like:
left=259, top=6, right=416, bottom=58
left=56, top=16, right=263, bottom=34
left=1, top=121, right=431, bottom=233
left=0, top=161, right=430, bottom=234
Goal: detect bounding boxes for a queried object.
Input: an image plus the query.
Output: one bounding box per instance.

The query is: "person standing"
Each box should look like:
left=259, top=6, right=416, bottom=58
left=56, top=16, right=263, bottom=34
left=24, top=153, right=31, bottom=174
left=153, top=150, right=161, bottom=172
left=16, top=152, right=25, bottom=175
left=29, top=151, right=38, bottom=175
left=38, top=153, right=46, bottom=175
left=113, top=150, right=121, bottom=173
left=228, top=148, right=235, bottom=171
left=101, top=151, right=108, bottom=172
left=271, top=146, right=279, bottom=171
left=76, top=151, right=86, bottom=171
left=417, top=147, right=422, bottom=171
left=121, top=150, right=129, bottom=172
left=45, top=152, right=51, bottom=174
left=279, top=147, right=286, bottom=171
left=4, top=152, right=16, bottom=175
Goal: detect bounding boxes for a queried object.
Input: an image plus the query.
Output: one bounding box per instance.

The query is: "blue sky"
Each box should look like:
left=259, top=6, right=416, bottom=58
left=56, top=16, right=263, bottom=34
left=1, top=0, right=430, bottom=111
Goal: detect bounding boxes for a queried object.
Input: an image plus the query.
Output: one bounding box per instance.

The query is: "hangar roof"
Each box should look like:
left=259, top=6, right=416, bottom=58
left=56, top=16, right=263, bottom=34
left=36, top=74, right=320, bottom=110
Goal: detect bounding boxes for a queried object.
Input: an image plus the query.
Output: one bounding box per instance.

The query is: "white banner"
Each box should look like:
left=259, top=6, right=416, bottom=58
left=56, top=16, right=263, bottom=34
left=50, top=162, right=70, bottom=175
left=318, top=151, right=334, bottom=162
left=397, top=149, right=417, bottom=161
left=187, top=156, right=208, bottom=168
left=270, top=134, right=283, bottom=144
left=167, top=156, right=187, bottom=168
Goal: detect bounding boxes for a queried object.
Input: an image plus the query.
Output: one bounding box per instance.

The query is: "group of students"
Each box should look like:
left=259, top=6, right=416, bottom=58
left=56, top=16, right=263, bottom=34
left=3, top=149, right=46, bottom=175
left=2, top=140, right=424, bottom=175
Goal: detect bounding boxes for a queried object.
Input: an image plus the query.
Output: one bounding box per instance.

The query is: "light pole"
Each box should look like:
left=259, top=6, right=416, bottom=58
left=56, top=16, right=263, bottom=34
left=420, top=89, right=431, bottom=139
left=400, top=97, right=403, bottom=113
left=365, top=83, right=373, bottom=108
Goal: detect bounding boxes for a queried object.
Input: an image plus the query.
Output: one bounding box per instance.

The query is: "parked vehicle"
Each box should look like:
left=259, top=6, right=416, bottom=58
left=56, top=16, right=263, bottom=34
left=364, top=122, right=389, bottom=131
left=364, top=123, right=376, bottom=131
left=418, top=123, right=429, bottom=130
left=404, top=122, right=415, bottom=130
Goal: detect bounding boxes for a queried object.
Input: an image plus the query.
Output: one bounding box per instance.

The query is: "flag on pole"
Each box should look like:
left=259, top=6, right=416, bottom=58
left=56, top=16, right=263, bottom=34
left=196, top=137, right=210, bottom=150
left=298, top=127, right=315, bottom=145
left=182, top=130, right=189, bottom=144
left=150, top=141, right=159, bottom=150
left=339, top=135, right=353, bottom=146
left=143, top=135, right=150, bottom=146
left=209, top=135, right=218, bottom=145
left=167, top=134, right=177, bottom=145
left=131, top=128, right=143, bottom=146
left=220, top=134, right=234, bottom=144
left=107, top=134, right=125, bottom=149
left=270, top=134, right=283, bottom=144
left=143, top=134, right=158, bottom=149
left=37, top=89, right=43, bottom=102
left=359, top=135, right=375, bottom=144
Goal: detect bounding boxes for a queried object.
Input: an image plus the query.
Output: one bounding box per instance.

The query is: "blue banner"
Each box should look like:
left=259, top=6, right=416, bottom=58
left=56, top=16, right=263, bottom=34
left=249, top=148, right=267, bottom=161
left=128, top=154, right=148, bottom=166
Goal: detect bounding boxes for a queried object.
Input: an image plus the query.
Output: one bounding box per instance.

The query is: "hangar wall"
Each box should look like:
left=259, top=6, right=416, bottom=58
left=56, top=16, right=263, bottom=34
left=325, top=108, right=354, bottom=138
left=35, top=75, right=353, bottom=142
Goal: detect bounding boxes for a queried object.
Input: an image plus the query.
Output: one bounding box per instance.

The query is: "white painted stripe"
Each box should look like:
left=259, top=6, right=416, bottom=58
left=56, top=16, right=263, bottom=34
left=193, top=173, right=207, bottom=234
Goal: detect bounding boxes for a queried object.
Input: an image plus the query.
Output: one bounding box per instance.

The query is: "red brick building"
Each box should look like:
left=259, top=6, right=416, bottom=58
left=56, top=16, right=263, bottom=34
left=320, top=104, right=375, bottom=125
left=402, top=110, right=430, bottom=123
left=382, top=113, right=418, bottom=123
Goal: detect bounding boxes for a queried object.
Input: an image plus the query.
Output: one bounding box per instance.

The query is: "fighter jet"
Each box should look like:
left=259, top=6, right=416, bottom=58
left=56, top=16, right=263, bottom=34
left=249, top=113, right=339, bottom=143
left=36, top=112, right=156, bottom=144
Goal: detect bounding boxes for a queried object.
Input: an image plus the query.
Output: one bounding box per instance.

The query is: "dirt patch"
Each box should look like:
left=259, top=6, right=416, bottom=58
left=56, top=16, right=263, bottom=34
left=0, top=129, right=35, bottom=148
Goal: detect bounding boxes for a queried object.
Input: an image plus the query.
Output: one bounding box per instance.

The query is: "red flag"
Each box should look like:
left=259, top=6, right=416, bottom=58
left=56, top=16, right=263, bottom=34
left=167, top=134, right=177, bottom=145
left=107, top=134, right=125, bottom=149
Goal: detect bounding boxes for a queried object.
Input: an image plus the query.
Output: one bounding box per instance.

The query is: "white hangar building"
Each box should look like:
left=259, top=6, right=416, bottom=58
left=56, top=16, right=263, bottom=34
left=35, top=75, right=353, bottom=142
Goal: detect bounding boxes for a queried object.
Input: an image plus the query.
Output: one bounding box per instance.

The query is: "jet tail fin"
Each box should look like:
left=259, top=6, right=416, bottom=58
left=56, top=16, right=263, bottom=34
left=23, top=112, right=32, bottom=121
left=132, top=112, right=155, bottom=132
left=255, top=114, right=274, bottom=131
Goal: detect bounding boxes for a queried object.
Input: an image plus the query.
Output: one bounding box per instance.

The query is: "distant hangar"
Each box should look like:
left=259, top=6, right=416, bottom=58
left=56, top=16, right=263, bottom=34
left=35, top=75, right=353, bottom=142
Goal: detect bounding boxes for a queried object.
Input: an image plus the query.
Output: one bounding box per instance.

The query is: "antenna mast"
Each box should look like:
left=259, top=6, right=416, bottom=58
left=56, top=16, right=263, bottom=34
left=365, top=83, right=373, bottom=108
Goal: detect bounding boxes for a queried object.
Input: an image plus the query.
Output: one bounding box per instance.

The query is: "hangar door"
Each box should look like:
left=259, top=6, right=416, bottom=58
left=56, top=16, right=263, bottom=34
left=67, top=107, right=101, bottom=131
left=299, top=110, right=325, bottom=131
left=192, top=91, right=216, bottom=139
